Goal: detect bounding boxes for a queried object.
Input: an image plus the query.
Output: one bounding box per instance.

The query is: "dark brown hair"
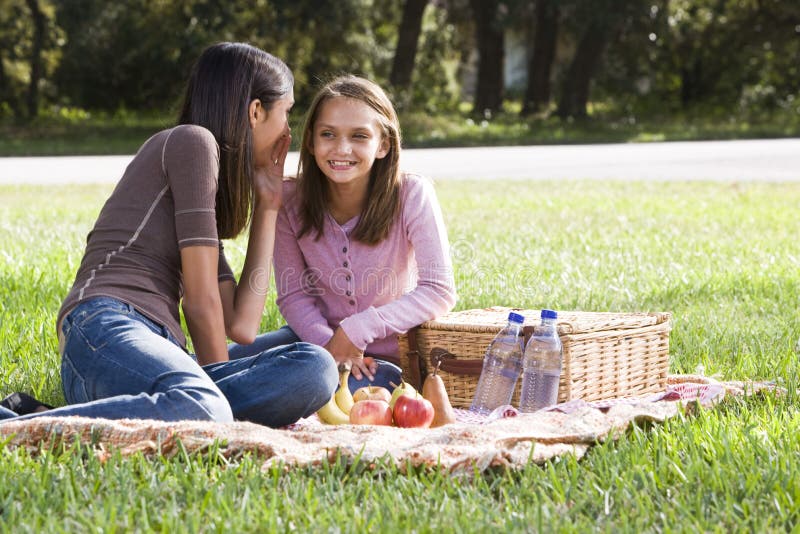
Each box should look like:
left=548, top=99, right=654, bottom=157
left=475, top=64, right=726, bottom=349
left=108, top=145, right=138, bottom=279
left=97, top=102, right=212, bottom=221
left=178, top=42, right=293, bottom=239
left=297, top=75, right=402, bottom=245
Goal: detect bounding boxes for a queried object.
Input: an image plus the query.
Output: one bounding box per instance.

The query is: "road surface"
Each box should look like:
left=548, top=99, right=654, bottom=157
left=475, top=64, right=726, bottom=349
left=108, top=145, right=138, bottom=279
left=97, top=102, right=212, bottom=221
left=1, top=138, right=798, bottom=184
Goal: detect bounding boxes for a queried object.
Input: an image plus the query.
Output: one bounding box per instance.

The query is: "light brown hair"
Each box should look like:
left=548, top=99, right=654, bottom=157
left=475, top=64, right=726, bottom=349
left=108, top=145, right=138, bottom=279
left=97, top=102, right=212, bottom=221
left=297, top=75, right=402, bottom=245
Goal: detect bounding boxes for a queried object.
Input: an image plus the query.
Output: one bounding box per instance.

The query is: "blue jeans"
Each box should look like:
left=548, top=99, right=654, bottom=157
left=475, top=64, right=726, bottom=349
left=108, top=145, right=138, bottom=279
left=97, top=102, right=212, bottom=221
left=229, top=326, right=403, bottom=393
left=0, top=297, right=337, bottom=427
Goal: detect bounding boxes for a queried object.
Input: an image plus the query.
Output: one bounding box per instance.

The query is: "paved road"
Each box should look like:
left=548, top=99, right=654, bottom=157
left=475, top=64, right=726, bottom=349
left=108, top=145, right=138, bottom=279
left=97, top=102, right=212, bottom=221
left=1, top=138, right=798, bottom=184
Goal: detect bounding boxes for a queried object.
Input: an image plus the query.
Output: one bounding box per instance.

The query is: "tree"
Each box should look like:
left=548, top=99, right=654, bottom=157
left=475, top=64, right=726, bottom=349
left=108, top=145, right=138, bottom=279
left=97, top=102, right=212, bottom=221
left=600, top=0, right=800, bottom=115
left=556, top=0, right=644, bottom=119
left=24, top=0, right=45, bottom=119
left=469, top=0, right=505, bottom=115
left=389, top=0, right=429, bottom=90
left=521, top=0, right=558, bottom=115
left=0, top=0, right=24, bottom=118
left=556, top=19, right=611, bottom=119
left=0, top=0, right=58, bottom=121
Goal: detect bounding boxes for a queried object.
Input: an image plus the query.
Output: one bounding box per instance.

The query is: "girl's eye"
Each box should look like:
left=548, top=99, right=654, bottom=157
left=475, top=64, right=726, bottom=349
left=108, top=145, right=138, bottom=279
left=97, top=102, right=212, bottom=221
left=320, top=131, right=334, bottom=138
left=353, top=133, right=368, bottom=140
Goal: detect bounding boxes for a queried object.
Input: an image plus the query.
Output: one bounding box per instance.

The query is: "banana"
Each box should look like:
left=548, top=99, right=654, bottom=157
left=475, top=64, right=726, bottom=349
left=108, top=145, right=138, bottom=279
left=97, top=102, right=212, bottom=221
left=316, top=364, right=354, bottom=424
left=316, top=394, right=350, bottom=425
left=334, top=367, right=354, bottom=415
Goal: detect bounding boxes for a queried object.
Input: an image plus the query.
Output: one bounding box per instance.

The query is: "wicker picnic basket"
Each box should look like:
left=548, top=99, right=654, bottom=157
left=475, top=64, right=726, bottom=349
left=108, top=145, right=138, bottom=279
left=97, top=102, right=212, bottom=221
left=397, top=307, right=672, bottom=408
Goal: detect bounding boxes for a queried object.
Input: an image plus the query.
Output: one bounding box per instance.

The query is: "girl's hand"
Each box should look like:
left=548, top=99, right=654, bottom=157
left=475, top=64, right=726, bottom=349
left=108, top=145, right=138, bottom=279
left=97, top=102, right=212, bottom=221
left=325, top=327, right=377, bottom=381
left=253, top=133, right=291, bottom=211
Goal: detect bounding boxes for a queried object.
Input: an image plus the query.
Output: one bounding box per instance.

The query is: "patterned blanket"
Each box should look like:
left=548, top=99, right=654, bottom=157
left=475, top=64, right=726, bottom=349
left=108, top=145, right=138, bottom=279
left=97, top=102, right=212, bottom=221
left=0, top=375, right=778, bottom=474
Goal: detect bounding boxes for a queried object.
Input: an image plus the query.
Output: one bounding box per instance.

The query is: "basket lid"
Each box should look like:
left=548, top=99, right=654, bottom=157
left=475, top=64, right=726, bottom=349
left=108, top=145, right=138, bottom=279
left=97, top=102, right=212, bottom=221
left=418, top=307, right=671, bottom=334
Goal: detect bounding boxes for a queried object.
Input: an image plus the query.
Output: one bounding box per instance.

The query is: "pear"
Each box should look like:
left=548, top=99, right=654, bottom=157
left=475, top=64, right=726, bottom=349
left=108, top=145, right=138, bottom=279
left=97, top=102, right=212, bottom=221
left=422, top=362, right=457, bottom=427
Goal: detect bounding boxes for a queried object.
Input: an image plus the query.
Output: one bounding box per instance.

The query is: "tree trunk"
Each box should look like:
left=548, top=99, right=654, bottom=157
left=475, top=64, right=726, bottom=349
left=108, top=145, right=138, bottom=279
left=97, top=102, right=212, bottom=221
left=470, top=0, right=505, bottom=115
left=678, top=0, right=727, bottom=107
left=522, top=0, right=558, bottom=115
left=556, top=20, right=610, bottom=119
left=0, top=49, right=7, bottom=105
left=25, top=0, right=46, bottom=120
left=389, top=0, right=429, bottom=90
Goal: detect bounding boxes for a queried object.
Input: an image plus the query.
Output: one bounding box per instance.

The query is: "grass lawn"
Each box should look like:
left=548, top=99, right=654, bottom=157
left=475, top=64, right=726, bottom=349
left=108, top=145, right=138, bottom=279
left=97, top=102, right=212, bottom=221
left=2, top=108, right=799, bottom=156
left=1, top=180, right=799, bottom=532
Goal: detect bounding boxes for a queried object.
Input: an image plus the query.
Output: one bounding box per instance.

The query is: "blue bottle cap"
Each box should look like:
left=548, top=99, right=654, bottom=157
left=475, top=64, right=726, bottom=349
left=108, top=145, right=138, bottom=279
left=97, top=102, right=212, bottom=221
left=507, top=312, right=525, bottom=324
left=541, top=309, right=557, bottom=319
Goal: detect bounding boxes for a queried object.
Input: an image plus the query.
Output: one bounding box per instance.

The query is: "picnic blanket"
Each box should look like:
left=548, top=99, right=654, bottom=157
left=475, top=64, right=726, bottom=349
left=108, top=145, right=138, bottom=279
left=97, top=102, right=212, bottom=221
left=0, top=375, right=779, bottom=474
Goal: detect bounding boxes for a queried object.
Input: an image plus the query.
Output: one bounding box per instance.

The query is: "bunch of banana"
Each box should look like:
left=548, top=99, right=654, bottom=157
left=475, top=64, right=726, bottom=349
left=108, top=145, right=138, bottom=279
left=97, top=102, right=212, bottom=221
left=316, top=364, right=354, bottom=425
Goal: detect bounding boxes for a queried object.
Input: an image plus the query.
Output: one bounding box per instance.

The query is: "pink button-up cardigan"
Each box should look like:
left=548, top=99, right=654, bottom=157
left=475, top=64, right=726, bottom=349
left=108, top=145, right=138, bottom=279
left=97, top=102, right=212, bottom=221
left=274, top=173, right=457, bottom=358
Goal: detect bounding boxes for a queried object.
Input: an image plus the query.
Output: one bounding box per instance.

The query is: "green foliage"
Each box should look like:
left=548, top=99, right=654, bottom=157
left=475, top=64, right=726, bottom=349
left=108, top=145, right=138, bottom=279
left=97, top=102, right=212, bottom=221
left=598, top=0, right=800, bottom=116
left=0, top=0, right=61, bottom=121
left=3, top=0, right=799, bottom=122
left=48, top=0, right=405, bottom=114
left=399, top=107, right=800, bottom=147
left=1, top=181, right=799, bottom=530
left=405, top=5, right=462, bottom=112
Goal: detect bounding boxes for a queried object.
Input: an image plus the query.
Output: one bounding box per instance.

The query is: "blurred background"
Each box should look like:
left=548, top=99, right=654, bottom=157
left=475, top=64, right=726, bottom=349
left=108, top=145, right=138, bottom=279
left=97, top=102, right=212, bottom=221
left=1, top=0, right=799, bottom=155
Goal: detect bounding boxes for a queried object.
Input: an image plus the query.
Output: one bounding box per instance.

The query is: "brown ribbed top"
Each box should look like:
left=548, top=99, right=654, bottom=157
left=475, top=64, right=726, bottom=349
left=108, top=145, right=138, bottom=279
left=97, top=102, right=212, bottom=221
left=58, top=125, right=235, bottom=348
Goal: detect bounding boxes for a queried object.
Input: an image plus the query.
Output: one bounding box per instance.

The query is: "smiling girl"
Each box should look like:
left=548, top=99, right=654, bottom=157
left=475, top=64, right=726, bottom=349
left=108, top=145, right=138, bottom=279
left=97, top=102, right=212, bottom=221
left=230, top=76, right=456, bottom=391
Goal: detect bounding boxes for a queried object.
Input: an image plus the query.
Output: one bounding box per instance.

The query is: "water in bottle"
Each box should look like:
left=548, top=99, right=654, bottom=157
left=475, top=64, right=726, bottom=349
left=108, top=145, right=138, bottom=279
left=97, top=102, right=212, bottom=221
left=519, top=309, right=562, bottom=412
left=470, top=312, right=525, bottom=415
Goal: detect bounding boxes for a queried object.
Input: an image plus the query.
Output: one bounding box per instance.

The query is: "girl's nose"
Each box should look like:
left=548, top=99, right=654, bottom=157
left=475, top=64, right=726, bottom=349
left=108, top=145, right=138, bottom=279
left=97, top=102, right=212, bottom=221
left=336, top=139, right=352, bottom=154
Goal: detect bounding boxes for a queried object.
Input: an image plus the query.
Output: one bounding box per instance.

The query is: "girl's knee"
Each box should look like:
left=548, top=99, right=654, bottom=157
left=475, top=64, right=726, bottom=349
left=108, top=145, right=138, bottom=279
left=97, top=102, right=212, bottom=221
left=170, top=388, right=233, bottom=423
left=287, top=342, right=338, bottom=413
left=295, top=342, right=338, bottom=387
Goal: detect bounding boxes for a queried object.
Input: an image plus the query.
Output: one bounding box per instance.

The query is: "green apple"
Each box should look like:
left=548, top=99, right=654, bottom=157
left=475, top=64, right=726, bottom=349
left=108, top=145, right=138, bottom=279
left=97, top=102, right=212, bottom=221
left=389, top=380, right=417, bottom=409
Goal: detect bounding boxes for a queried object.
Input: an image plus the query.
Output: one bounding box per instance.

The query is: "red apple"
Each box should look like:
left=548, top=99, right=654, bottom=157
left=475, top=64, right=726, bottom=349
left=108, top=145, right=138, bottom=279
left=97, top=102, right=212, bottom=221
left=349, top=400, right=393, bottom=426
left=353, top=385, right=392, bottom=404
left=392, top=392, right=434, bottom=428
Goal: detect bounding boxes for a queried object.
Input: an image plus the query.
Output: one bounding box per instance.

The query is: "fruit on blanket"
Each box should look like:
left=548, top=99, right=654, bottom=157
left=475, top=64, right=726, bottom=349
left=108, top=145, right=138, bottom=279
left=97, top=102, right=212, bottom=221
left=316, top=395, right=350, bottom=425
left=316, top=364, right=355, bottom=424
left=422, top=362, right=457, bottom=427
left=353, top=385, right=392, bottom=404
left=388, top=380, right=417, bottom=409
left=349, top=399, right=393, bottom=425
left=392, top=391, right=434, bottom=428
left=334, top=366, right=354, bottom=415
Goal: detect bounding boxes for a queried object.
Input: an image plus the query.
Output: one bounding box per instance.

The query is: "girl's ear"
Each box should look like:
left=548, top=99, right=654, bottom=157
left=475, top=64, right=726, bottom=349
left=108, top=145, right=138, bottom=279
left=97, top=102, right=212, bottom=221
left=305, top=134, right=314, bottom=155
left=375, top=137, right=390, bottom=159
left=248, top=99, right=262, bottom=129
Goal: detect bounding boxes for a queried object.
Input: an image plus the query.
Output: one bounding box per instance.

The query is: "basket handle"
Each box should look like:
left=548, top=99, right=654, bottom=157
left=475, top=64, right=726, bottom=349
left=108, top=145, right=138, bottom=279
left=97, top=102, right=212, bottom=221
left=402, top=327, right=426, bottom=389
left=430, top=347, right=482, bottom=376
left=523, top=325, right=535, bottom=346
left=429, top=327, right=533, bottom=377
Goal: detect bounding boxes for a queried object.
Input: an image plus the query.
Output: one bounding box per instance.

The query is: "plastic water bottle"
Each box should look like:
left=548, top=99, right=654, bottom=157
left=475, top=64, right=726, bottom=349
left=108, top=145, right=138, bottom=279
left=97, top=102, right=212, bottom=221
left=470, top=312, right=525, bottom=415
left=519, top=309, right=563, bottom=412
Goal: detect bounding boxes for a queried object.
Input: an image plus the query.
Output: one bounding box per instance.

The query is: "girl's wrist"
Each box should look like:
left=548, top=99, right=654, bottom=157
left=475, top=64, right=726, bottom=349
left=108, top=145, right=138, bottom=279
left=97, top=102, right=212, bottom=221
left=252, top=191, right=281, bottom=212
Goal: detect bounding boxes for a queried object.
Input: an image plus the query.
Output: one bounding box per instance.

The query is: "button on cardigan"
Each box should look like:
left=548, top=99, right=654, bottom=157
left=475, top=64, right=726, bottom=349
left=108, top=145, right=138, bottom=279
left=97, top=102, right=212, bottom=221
left=274, top=173, right=457, bottom=358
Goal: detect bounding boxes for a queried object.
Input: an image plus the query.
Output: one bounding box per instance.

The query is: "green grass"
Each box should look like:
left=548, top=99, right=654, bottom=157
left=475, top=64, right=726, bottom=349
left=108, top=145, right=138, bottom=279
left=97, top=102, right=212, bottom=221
left=400, top=109, right=800, bottom=148
left=2, top=107, right=799, bottom=156
left=0, top=112, right=172, bottom=157
left=1, top=181, right=799, bottom=532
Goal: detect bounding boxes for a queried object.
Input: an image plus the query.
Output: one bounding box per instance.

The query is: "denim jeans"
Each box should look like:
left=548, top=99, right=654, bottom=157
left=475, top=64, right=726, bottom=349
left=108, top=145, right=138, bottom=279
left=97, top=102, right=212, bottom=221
left=0, top=297, right=337, bottom=427
left=229, top=326, right=403, bottom=393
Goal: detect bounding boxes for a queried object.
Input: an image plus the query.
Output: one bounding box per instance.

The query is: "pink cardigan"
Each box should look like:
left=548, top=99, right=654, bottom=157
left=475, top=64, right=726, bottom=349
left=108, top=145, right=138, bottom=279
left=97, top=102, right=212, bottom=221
left=274, top=173, right=457, bottom=358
